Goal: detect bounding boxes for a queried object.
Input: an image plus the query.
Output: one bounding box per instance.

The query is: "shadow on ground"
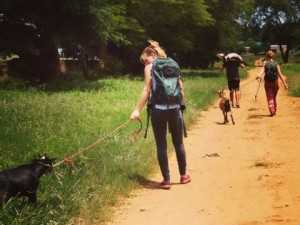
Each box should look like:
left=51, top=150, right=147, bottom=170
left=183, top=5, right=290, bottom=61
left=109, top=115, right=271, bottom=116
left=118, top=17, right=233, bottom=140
left=129, top=174, right=183, bottom=190
left=248, top=107, right=259, bottom=112
left=215, top=121, right=227, bottom=125
left=248, top=114, right=270, bottom=120
left=129, top=174, right=161, bottom=190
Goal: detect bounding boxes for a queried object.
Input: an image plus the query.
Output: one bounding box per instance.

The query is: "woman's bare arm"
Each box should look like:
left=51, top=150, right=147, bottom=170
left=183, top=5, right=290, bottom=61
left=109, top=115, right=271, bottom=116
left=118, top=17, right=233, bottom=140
left=277, top=65, right=288, bottom=89
left=257, top=67, right=265, bottom=80
left=130, top=64, right=152, bottom=120
left=179, top=79, right=185, bottom=99
left=240, top=62, right=246, bottom=68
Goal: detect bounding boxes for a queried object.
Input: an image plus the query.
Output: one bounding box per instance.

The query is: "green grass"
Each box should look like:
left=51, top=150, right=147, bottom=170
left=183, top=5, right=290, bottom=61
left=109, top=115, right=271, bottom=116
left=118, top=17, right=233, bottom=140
left=241, top=53, right=257, bottom=67
left=283, top=64, right=300, bottom=97
left=0, top=71, right=226, bottom=225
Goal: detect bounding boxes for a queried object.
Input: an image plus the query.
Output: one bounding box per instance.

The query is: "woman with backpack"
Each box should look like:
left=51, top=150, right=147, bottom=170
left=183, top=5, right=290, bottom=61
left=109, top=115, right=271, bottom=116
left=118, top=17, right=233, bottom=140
left=130, top=40, right=191, bottom=190
left=257, top=50, right=288, bottom=116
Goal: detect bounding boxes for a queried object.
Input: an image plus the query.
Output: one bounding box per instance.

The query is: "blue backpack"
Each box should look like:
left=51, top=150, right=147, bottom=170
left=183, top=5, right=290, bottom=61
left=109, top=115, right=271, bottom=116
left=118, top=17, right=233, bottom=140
left=151, top=57, right=182, bottom=105
left=264, top=61, right=278, bottom=81
left=144, top=58, right=187, bottom=139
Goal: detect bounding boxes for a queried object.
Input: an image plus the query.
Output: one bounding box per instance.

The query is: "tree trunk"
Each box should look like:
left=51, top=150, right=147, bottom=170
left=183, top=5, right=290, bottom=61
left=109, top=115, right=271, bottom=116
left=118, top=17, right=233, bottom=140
left=7, top=45, right=59, bottom=83
left=80, top=53, right=89, bottom=79
left=279, top=44, right=290, bottom=63
left=38, top=38, right=60, bottom=81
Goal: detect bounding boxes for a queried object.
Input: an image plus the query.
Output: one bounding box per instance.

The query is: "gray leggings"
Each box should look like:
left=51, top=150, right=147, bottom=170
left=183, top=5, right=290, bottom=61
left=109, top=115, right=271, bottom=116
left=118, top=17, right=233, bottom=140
left=151, top=108, right=187, bottom=181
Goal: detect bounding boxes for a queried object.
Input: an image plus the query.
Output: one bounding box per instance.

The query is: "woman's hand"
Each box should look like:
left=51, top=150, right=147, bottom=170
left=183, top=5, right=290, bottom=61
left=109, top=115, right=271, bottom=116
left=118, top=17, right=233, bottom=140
left=283, top=76, right=288, bottom=90
left=277, top=66, right=288, bottom=90
left=256, top=76, right=262, bottom=81
left=280, top=75, right=288, bottom=90
left=130, top=110, right=140, bottom=120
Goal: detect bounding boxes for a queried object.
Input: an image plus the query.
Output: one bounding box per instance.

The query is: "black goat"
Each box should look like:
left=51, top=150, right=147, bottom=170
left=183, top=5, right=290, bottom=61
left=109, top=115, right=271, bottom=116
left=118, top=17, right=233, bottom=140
left=0, top=155, right=54, bottom=204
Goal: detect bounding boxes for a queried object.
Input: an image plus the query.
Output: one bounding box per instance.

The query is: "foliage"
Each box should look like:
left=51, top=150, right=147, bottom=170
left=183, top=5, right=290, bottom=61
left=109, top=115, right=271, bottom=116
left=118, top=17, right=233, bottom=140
left=245, top=0, right=300, bottom=62
left=175, top=0, right=255, bottom=68
left=0, top=0, right=257, bottom=78
left=0, top=0, right=143, bottom=80
left=117, top=0, right=215, bottom=70
left=284, top=63, right=300, bottom=97
left=205, top=0, right=254, bottom=52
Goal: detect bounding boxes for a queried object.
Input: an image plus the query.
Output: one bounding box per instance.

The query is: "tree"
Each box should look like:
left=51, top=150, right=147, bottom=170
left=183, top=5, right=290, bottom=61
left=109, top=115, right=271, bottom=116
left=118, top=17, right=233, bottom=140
left=0, top=0, right=261, bottom=77
left=0, top=0, right=139, bottom=81
left=247, top=0, right=300, bottom=63
left=174, top=0, right=255, bottom=68
left=124, top=0, right=213, bottom=68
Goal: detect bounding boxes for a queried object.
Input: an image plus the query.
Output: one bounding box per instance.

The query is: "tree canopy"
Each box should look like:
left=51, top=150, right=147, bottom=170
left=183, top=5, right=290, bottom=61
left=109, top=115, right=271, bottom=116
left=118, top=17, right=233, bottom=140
left=244, top=0, right=300, bottom=62
left=0, top=0, right=299, bottom=80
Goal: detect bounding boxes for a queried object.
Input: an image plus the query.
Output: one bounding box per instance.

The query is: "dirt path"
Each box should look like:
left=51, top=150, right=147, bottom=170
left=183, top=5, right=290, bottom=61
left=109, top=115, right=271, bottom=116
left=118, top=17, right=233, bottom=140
left=110, top=68, right=300, bottom=225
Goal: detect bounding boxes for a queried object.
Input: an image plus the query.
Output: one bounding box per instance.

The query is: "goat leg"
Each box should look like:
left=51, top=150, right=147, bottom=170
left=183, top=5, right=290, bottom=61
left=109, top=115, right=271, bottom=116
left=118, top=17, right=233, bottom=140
left=222, top=111, right=226, bottom=124
left=26, top=191, right=37, bottom=203
left=230, top=112, right=235, bottom=125
left=225, top=112, right=229, bottom=123
left=0, top=192, right=7, bottom=205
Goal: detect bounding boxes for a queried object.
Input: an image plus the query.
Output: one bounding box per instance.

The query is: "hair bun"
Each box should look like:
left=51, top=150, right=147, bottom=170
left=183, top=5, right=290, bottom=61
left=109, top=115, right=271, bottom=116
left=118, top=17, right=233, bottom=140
left=143, top=39, right=167, bottom=59
left=148, top=40, right=160, bottom=48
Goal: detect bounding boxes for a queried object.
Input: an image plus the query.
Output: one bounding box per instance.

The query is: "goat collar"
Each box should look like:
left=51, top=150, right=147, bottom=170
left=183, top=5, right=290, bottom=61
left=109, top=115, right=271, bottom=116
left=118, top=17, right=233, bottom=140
left=37, top=161, right=53, bottom=168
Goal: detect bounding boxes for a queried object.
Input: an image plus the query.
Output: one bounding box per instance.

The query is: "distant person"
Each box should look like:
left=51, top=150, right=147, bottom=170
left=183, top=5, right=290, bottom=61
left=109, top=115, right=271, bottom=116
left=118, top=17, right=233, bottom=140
left=257, top=50, right=288, bottom=116
left=57, top=48, right=64, bottom=58
left=219, top=53, right=246, bottom=108
left=75, top=44, right=89, bottom=77
left=130, top=40, right=191, bottom=189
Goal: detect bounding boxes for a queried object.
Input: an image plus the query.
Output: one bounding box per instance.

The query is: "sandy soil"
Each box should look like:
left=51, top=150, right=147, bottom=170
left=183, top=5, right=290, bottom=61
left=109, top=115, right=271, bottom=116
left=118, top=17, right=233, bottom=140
left=109, top=68, right=300, bottom=225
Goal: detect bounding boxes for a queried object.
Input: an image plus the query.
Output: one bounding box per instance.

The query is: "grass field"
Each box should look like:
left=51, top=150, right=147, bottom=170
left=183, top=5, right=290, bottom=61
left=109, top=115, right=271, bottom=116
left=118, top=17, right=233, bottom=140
left=283, top=64, right=300, bottom=97
left=0, top=69, right=230, bottom=225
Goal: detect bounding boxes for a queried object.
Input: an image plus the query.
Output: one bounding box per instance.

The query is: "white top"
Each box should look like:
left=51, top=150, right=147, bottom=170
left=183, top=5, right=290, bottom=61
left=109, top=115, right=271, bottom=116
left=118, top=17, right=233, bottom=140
left=154, top=104, right=180, bottom=110
left=225, top=53, right=243, bottom=61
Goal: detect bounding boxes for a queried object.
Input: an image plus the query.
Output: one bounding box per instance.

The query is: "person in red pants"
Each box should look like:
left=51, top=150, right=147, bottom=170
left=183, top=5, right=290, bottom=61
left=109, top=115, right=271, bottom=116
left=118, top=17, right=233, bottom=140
left=257, top=50, right=288, bottom=116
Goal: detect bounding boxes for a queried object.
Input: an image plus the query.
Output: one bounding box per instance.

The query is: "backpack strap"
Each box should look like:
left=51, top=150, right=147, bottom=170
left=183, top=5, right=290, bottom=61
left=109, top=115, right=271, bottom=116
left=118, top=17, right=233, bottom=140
left=181, top=109, right=188, bottom=138
left=265, top=60, right=278, bottom=67
left=144, top=103, right=151, bottom=139
left=264, top=61, right=278, bottom=72
left=264, top=60, right=279, bottom=81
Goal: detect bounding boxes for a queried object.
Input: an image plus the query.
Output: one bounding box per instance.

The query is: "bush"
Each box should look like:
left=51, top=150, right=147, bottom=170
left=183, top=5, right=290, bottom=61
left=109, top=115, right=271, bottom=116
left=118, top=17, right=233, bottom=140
left=283, top=64, right=300, bottom=97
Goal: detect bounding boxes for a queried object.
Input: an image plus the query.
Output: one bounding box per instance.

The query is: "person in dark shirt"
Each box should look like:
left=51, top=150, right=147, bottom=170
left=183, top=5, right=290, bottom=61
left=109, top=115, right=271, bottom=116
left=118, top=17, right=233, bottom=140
left=222, top=53, right=245, bottom=108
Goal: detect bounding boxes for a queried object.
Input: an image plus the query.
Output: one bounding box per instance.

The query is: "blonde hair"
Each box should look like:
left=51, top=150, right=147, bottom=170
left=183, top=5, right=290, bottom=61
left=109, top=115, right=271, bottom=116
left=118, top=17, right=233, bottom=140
left=266, top=50, right=275, bottom=60
left=140, top=40, right=167, bottom=63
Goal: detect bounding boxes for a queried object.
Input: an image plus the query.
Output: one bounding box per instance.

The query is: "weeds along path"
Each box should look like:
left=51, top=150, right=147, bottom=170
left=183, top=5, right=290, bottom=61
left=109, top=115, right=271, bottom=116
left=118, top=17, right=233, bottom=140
left=109, top=68, right=300, bottom=225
